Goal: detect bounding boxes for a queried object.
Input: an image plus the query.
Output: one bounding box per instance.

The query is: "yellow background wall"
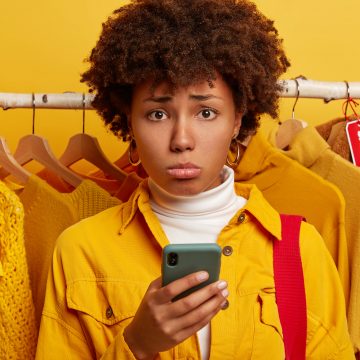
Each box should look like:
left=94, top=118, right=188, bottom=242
left=0, top=0, right=359, bottom=162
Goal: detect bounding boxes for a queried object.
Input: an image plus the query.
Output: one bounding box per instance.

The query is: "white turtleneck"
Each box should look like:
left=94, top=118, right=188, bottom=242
left=148, top=166, right=247, bottom=360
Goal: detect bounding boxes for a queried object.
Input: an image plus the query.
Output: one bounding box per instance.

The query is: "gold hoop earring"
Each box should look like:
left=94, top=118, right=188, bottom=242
left=128, top=139, right=141, bottom=166
left=226, top=139, right=241, bottom=169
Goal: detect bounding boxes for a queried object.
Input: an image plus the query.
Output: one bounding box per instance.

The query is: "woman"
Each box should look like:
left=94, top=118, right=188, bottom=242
left=36, top=0, right=353, bottom=358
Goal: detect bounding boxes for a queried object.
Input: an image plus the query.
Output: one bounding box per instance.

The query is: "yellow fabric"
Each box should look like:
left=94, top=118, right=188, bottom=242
left=234, top=131, right=350, bottom=309
left=36, top=180, right=353, bottom=359
left=18, top=175, right=121, bottom=329
left=0, top=181, right=37, bottom=359
left=262, top=124, right=360, bottom=354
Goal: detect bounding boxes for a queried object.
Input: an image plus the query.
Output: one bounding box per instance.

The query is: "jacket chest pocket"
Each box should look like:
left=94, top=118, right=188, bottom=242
left=251, top=289, right=285, bottom=359
left=212, top=289, right=284, bottom=359
left=66, top=279, right=148, bottom=356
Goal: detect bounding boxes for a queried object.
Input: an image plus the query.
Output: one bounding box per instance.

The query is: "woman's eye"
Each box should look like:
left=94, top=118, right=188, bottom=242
left=198, top=109, right=217, bottom=120
left=148, top=110, right=167, bottom=121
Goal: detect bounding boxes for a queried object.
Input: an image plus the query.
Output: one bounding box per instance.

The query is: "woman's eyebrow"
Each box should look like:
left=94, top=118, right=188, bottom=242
left=189, top=94, right=223, bottom=101
left=144, top=95, right=172, bottom=103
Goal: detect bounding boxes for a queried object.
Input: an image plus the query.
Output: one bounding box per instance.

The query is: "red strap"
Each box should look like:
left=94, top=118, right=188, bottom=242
left=273, top=214, right=307, bottom=360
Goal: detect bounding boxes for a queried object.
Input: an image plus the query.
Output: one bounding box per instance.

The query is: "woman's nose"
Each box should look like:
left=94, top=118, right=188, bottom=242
left=169, top=119, right=195, bottom=153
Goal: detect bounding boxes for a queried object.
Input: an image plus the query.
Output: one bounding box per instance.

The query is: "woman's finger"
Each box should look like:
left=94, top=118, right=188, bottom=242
left=168, top=280, right=228, bottom=318
left=164, top=296, right=225, bottom=345
left=156, top=271, right=209, bottom=303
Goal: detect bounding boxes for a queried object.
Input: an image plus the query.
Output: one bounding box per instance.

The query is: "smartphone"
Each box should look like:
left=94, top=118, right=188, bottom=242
left=162, top=243, right=221, bottom=301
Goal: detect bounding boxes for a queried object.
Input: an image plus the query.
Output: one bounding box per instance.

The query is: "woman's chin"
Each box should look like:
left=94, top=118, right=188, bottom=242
left=163, top=180, right=203, bottom=197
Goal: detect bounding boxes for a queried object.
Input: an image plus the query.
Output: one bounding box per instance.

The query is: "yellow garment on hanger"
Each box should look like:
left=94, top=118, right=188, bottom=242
left=0, top=181, right=37, bottom=359
left=262, top=123, right=360, bottom=355
left=36, top=168, right=142, bottom=202
left=234, top=131, right=350, bottom=309
left=17, top=175, right=121, bottom=328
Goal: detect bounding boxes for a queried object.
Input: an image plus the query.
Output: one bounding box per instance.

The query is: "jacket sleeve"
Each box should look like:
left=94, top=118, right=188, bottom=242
left=300, top=222, right=355, bottom=359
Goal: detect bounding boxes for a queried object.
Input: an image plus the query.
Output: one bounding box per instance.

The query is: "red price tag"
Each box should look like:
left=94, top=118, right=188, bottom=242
left=346, top=119, right=360, bottom=167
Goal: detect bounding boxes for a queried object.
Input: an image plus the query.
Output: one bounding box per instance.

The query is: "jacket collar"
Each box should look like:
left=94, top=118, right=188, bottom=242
left=118, top=179, right=149, bottom=234
left=118, top=179, right=282, bottom=242
left=234, top=182, right=282, bottom=240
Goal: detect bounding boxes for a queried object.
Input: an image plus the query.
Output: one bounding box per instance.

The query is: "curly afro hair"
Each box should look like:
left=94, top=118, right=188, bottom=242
left=81, top=0, right=290, bottom=142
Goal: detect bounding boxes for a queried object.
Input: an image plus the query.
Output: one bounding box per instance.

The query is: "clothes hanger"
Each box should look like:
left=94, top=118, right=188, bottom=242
left=0, top=137, right=31, bottom=184
left=276, top=78, right=308, bottom=149
left=59, top=94, right=127, bottom=181
left=112, top=145, right=131, bottom=169
left=2, top=93, right=83, bottom=187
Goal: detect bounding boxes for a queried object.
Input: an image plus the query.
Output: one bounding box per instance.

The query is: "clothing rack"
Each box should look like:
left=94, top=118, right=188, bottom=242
left=1, top=79, right=360, bottom=110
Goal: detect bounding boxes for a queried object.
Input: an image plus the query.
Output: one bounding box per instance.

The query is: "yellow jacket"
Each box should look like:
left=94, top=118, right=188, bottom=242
left=36, top=181, right=353, bottom=359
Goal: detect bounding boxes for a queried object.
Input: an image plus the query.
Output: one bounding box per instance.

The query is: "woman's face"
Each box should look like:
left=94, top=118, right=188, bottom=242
left=130, top=75, right=242, bottom=196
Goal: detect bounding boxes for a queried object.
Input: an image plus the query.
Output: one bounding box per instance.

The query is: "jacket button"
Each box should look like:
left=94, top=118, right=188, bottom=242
left=221, top=300, right=229, bottom=310
left=222, top=246, right=233, bottom=256
left=238, top=212, right=246, bottom=223
left=106, top=306, right=113, bottom=319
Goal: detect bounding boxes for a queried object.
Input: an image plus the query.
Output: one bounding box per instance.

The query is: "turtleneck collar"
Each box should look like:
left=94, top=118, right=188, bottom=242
left=148, top=166, right=241, bottom=216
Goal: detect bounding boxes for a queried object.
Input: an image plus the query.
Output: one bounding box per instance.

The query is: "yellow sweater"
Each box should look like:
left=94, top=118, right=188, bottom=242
left=263, top=124, right=360, bottom=354
left=234, top=131, right=350, bottom=309
left=18, top=175, right=121, bottom=329
left=0, top=181, right=37, bottom=359
left=36, top=181, right=353, bottom=359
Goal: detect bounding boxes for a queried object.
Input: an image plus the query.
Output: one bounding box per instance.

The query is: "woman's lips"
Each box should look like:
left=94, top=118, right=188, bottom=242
left=166, top=164, right=201, bottom=179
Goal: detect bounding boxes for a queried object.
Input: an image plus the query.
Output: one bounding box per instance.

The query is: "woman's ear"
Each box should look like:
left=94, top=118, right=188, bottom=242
left=233, top=112, right=242, bottom=138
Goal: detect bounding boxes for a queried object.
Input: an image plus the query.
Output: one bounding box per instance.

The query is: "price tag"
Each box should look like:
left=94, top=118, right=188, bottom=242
left=346, top=119, right=360, bottom=167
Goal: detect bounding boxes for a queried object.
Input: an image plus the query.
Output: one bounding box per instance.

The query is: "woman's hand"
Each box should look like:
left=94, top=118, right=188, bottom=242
left=123, top=271, right=229, bottom=360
